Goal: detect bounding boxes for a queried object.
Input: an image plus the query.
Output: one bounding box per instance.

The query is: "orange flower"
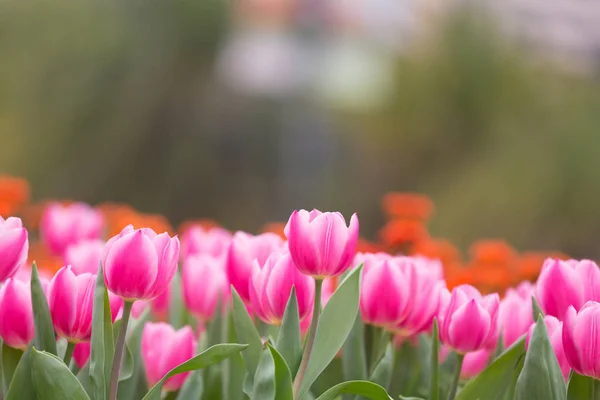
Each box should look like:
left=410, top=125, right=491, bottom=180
left=98, top=202, right=173, bottom=237
left=381, top=192, right=434, bottom=220
left=0, top=176, right=30, bottom=216
left=517, top=251, right=570, bottom=282
left=379, top=219, right=429, bottom=250
left=468, top=240, right=517, bottom=266
left=412, top=238, right=462, bottom=266
left=356, top=238, right=384, bottom=254
left=27, top=240, right=63, bottom=275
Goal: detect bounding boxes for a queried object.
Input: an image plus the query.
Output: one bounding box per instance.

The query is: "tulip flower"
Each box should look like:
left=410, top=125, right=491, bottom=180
left=103, top=225, right=180, bottom=301
left=142, top=323, right=196, bottom=392
left=562, top=302, right=600, bottom=379
left=182, top=254, right=229, bottom=321
left=321, top=277, right=337, bottom=307
left=73, top=342, right=91, bottom=369
left=64, top=239, right=105, bottom=275
left=439, top=285, right=499, bottom=354
left=149, top=285, right=170, bottom=321
left=498, top=285, right=533, bottom=348
left=285, top=209, right=359, bottom=278
left=527, top=315, right=569, bottom=380
left=461, top=348, right=492, bottom=379
left=225, top=231, right=283, bottom=302
left=0, top=278, right=33, bottom=349
left=0, top=216, right=28, bottom=282
left=181, top=225, right=232, bottom=259
left=249, top=252, right=315, bottom=325
left=40, top=202, right=104, bottom=256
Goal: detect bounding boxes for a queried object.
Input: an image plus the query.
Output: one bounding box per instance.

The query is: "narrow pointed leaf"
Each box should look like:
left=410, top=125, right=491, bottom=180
left=31, top=348, right=90, bottom=400
left=2, top=343, right=23, bottom=393
left=430, top=319, right=439, bottom=400
left=31, top=263, right=57, bottom=355
left=112, top=320, right=134, bottom=381
left=5, top=346, right=37, bottom=400
left=231, top=287, right=262, bottom=377
left=117, top=310, right=150, bottom=400
left=532, top=297, right=544, bottom=322
left=567, top=372, right=600, bottom=400
left=315, top=380, right=392, bottom=400
left=370, top=343, right=394, bottom=390
left=253, top=348, right=275, bottom=400
left=268, top=344, right=294, bottom=400
left=169, top=271, right=185, bottom=329
left=276, top=287, right=302, bottom=379
left=342, top=314, right=367, bottom=383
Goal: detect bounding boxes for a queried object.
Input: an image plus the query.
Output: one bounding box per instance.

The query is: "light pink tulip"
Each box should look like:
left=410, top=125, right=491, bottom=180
left=73, top=342, right=91, bottom=368
left=131, top=300, right=149, bottom=319
left=527, top=315, right=569, bottom=380
left=181, top=225, right=232, bottom=259
left=149, top=285, right=170, bottom=321
left=0, top=278, right=33, bottom=349
left=285, top=209, right=359, bottom=278
left=40, top=202, right=104, bottom=256
left=182, top=254, right=229, bottom=321
left=321, top=278, right=336, bottom=307
left=225, top=231, right=283, bottom=302
left=461, top=348, right=492, bottom=379
left=499, top=285, right=533, bottom=348
left=249, top=252, right=315, bottom=325
left=562, top=302, right=600, bottom=379
left=142, top=323, right=196, bottom=392
left=64, top=239, right=105, bottom=275
left=103, top=225, right=180, bottom=301
left=0, top=216, right=28, bottom=282
left=439, top=285, right=499, bottom=354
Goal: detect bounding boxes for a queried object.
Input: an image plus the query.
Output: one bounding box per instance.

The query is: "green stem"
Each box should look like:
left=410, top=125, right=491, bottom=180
left=447, top=354, right=464, bottom=400
left=63, top=341, right=75, bottom=367
left=293, top=279, right=323, bottom=398
left=370, top=328, right=391, bottom=375
left=108, top=301, right=133, bottom=400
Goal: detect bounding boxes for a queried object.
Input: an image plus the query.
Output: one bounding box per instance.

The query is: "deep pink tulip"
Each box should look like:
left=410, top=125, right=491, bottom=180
left=0, top=216, right=28, bottom=282
left=562, top=302, right=600, bottom=379
left=499, top=285, right=533, bottom=348
left=249, top=252, right=315, bottom=325
left=73, top=342, right=91, bottom=369
left=64, top=239, right=105, bottom=275
left=0, top=278, right=33, bottom=349
left=40, top=202, right=104, bottom=256
left=181, top=225, right=232, bottom=260
left=527, top=315, right=569, bottom=380
left=225, top=231, right=283, bottom=302
left=461, top=348, right=492, bottom=379
left=103, top=225, right=180, bottom=301
left=182, top=254, right=229, bottom=321
left=142, top=323, right=196, bottom=392
left=439, top=285, right=499, bottom=354
left=285, top=209, right=359, bottom=278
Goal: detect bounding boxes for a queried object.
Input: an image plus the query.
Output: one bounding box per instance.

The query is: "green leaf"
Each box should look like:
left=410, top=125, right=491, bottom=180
left=514, top=316, right=566, bottom=400
left=341, top=314, right=367, bottom=383
left=31, top=263, right=57, bottom=356
left=231, top=287, right=263, bottom=377
left=169, top=270, right=185, bottom=329
left=2, top=343, right=23, bottom=393
left=276, top=287, right=303, bottom=379
left=253, top=347, right=276, bottom=400
left=89, top=265, right=114, bottom=400
left=268, top=344, right=294, bottom=400
left=532, top=296, right=545, bottom=322
left=567, top=371, right=600, bottom=400
left=370, top=343, right=394, bottom=390
left=116, top=310, right=150, bottom=400
left=112, top=320, right=134, bottom=382
left=206, top=296, right=223, bottom=347
left=297, top=265, right=363, bottom=400
left=456, top=337, right=526, bottom=400
left=31, top=348, right=90, bottom=400
left=142, top=343, right=248, bottom=400
left=398, top=397, right=426, bottom=400
left=5, top=346, right=37, bottom=400
left=315, top=380, right=392, bottom=400
left=430, top=319, right=439, bottom=400
left=76, top=363, right=92, bottom=398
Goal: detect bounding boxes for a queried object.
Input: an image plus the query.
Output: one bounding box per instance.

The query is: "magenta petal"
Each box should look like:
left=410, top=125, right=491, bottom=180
left=310, top=213, right=348, bottom=277
left=287, top=211, right=320, bottom=276
left=562, top=306, right=583, bottom=374
left=0, top=279, right=33, bottom=349
left=335, top=213, right=359, bottom=275
left=48, top=267, right=78, bottom=340
left=447, top=299, right=491, bottom=353
left=146, top=234, right=180, bottom=299
left=0, top=227, right=28, bottom=282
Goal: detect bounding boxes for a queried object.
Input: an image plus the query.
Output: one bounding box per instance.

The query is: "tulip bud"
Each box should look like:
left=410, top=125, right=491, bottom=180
left=0, top=216, right=28, bottom=282
left=499, top=285, right=533, bottom=348
left=64, top=239, right=105, bottom=275
left=526, top=315, right=569, bottom=380
left=149, top=285, right=170, bottom=321
left=461, top=348, right=492, bottom=379
left=562, top=302, right=600, bottom=380
left=182, top=254, right=229, bottom=321
left=249, top=252, right=315, bottom=325
left=40, top=202, right=104, bottom=256
left=142, top=323, right=196, bottom=392
left=103, top=225, right=180, bottom=301
left=181, top=225, right=232, bottom=260
left=285, top=209, right=359, bottom=278
left=73, top=342, right=91, bottom=369
left=0, top=278, right=34, bottom=349
left=225, top=232, right=283, bottom=302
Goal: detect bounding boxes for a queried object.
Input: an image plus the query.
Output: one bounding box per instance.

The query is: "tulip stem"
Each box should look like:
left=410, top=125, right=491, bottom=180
left=293, top=278, right=323, bottom=398
left=447, top=353, right=464, bottom=400
left=63, top=341, right=75, bottom=367
left=109, top=301, right=133, bottom=400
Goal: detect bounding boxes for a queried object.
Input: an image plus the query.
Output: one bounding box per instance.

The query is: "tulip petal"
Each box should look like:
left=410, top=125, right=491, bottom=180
left=447, top=299, right=491, bottom=353
left=48, top=267, right=78, bottom=340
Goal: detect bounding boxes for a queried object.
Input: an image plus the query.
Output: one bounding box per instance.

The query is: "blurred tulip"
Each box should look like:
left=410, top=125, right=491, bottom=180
left=439, top=285, right=499, bottom=354
left=499, top=284, right=534, bottom=348
left=142, top=323, right=196, bottom=392
left=0, top=278, right=33, bottom=349
left=461, top=348, right=492, bottom=379
left=131, top=300, right=149, bottom=319
left=149, top=284, right=170, bottom=321
left=285, top=209, right=359, bottom=278
left=103, top=225, right=180, bottom=301
left=64, top=239, right=105, bottom=275
left=249, top=252, right=315, bottom=325
left=0, top=216, right=28, bottom=282
left=321, top=277, right=337, bottom=307
left=562, top=302, right=600, bottom=379
left=181, top=225, right=232, bottom=260
left=40, top=202, right=104, bottom=256
left=526, top=315, right=569, bottom=380
left=73, top=342, right=91, bottom=369
left=225, top=231, right=283, bottom=302
left=182, top=254, right=229, bottom=321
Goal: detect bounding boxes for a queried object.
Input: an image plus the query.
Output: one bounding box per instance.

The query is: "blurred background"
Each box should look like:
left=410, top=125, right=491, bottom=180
left=2, top=0, right=600, bottom=261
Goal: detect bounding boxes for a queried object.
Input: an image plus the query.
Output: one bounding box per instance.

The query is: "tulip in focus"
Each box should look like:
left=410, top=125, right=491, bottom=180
left=562, top=301, right=600, bottom=379
left=526, top=315, right=569, bottom=380
left=498, top=284, right=534, bottom=348
left=0, top=278, right=33, bottom=349
left=249, top=252, right=315, bottom=325
left=142, top=323, right=196, bottom=392
left=103, top=225, right=180, bottom=301
left=40, top=202, right=104, bottom=256
left=0, top=216, right=29, bottom=282
left=461, top=348, right=492, bottom=379
left=64, top=239, right=105, bottom=275
left=73, top=342, right=91, bottom=369
left=181, top=225, right=232, bottom=260
left=182, top=254, right=229, bottom=321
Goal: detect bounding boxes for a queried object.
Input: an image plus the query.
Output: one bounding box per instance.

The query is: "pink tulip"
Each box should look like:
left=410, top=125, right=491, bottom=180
left=40, top=202, right=104, bottom=256
left=225, top=231, right=283, bottom=302
left=0, top=278, right=33, bottom=349
left=439, top=285, right=499, bottom=354
left=562, top=302, right=600, bottom=379
left=321, top=278, right=336, bottom=307
left=131, top=300, right=149, bottom=319
left=64, top=239, right=105, bottom=275
left=499, top=285, right=533, bottom=348
left=182, top=254, right=229, bottom=321
left=142, top=323, right=196, bottom=392
left=73, top=342, right=91, bottom=368
left=0, top=216, right=28, bottom=282
left=149, top=285, right=170, bottom=321
left=285, top=209, right=359, bottom=278
left=181, top=225, right=232, bottom=259
left=527, top=315, right=569, bottom=380
left=103, top=225, right=180, bottom=301
left=461, top=348, right=492, bottom=379
left=249, top=252, right=315, bottom=325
